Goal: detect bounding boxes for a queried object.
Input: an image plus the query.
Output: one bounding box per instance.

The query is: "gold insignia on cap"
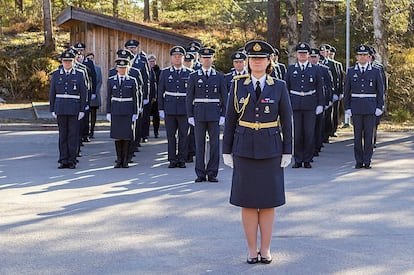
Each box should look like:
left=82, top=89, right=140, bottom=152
left=175, top=48, right=180, bottom=52
left=122, top=50, right=126, bottom=54
left=253, top=43, right=262, bottom=52
left=300, top=43, right=305, bottom=48
left=65, top=53, right=70, bottom=57
left=235, top=53, right=240, bottom=58
left=361, top=45, right=365, bottom=50
left=190, top=47, right=195, bottom=51
left=204, top=49, right=209, bottom=53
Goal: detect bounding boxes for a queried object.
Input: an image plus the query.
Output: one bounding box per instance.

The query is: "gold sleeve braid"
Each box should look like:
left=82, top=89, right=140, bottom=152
left=233, top=74, right=251, bottom=121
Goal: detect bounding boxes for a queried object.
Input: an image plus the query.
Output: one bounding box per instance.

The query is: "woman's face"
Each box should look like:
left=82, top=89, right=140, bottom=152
left=248, top=57, right=269, bottom=73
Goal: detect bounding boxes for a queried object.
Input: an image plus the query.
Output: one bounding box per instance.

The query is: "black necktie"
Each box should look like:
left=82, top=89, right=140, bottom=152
left=176, top=69, right=180, bottom=76
left=205, top=71, right=209, bottom=79
left=120, top=77, right=124, bottom=86
left=361, top=67, right=365, bottom=74
left=301, top=64, right=305, bottom=71
left=255, top=81, right=261, bottom=100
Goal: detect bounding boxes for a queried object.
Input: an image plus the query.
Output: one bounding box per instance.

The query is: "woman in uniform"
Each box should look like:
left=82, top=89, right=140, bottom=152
left=106, top=58, right=139, bottom=168
left=222, top=40, right=293, bottom=264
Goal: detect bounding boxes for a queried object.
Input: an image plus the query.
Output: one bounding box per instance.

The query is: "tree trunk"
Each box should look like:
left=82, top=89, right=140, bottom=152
left=373, top=0, right=387, bottom=70
left=152, top=0, right=159, bottom=21
left=408, top=1, right=414, bottom=34
left=15, top=0, right=23, bottom=11
left=285, top=0, right=298, bottom=64
left=43, top=0, right=55, bottom=51
left=113, top=0, right=119, bottom=18
left=267, top=0, right=281, bottom=50
left=144, top=0, right=150, bottom=21
left=308, top=0, right=319, bottom=47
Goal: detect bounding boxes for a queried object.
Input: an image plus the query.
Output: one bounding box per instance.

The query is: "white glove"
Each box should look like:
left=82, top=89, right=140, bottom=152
left=159, top=110, right=165, bottom=119
left=143, top=99, right=150, bottom=105
left=106, top=113, right=111, bottom=122
left=78, top=112, right=85, bottom=120
left=223, top=154, right=234, bottom=168
left=375, top=108, right=383, bottom=116
left=138, top=108, right=143, bottom=114
left=85, top=105, right=90, bottom=111
left=132, top=114, right=138, bottom=122
left=219, top=116, right=225, bottom=125
left=332, top=94, right=339, bottom=102
left=315, top=106, right=323, bottom=115
left=91, top=94, right=97, bottom=100
left=51, top=112, right=57, bottom=118
left=188, top=117, right=195, bottom=126
left=345, top=109, right=352, bottom=116
left=280, top=154, right=292, bottom=168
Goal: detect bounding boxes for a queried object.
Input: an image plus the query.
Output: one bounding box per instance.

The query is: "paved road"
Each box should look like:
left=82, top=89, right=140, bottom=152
left=1, top=124, right=414, bottom=274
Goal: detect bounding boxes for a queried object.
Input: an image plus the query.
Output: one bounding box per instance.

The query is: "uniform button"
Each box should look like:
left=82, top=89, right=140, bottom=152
left=255, top=107, right=259, bottom=111
left=256, top=114, right=259, bottom=117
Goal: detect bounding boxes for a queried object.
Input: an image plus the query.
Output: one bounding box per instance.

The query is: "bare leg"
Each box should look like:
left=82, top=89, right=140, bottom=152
left=258, top=207, right=275, bottom=258
left=241, top=207, right=259, bottom=258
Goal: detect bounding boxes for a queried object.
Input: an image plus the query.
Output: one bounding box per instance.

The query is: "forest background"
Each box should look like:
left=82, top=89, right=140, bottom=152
left=0, top=0, right=413, bottom=122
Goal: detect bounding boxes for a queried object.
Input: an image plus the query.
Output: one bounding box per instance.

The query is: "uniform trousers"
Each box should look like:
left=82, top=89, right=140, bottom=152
left=314, top=111, right=325, bottom=153
left=57, top=115, right=79, bottom=166
left=293, top=110, right=316, bottom=163
left=165, top=114, right=188, bottom=164
left=142, top=102, right=151, bottom=138
left=150, top=100, right=160, bottom=136
left=323, top=106, right=333, bottom=142
left=194, top=121, right=220, bottom=178
left=332, top=100, right=340, bottom=135
left=352, top=114, right=376, bottom=165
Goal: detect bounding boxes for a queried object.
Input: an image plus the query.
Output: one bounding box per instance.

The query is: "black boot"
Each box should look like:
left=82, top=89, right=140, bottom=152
left=122, top=140, right=130, bottom=168
left=114, top=140, right=122, bottom=168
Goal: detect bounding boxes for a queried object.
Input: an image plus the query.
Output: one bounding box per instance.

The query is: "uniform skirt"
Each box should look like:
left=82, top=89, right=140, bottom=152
left=230, top=155, right=286, bottom=209
left=110, top=115, right=133, bottom=140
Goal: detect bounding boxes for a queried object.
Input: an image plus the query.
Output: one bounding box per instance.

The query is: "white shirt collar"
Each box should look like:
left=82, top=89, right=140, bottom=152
left=251, top=74, right=266, bottom=90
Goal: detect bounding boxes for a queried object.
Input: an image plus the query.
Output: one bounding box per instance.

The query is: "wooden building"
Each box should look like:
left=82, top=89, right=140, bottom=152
left=56, top=6, right=199, bottom=111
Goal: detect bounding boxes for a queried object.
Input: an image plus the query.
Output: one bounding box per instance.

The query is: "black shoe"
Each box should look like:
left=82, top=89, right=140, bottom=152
left=58, top=163, right=69, bottom=169
left=331, top=133, right=338, bottom=137
left=168, top=162, right=177, bottom=168
left=68, top=163, right=76, bottom=169
left=304, top=162, right=312, bottom=168
left=154, top=133, right=159, bottom=138
left=342, top=123, right=350, bottom=128
left=355, top=163, right=364, bottom=169
left=177, top=162, right=186, bottom=168
left=292, top=162, right=302, bottom=168
left=89, top=133, right=94, bottom=139
left=82, top=137, right=90, bottom=142
left=364, top=163, right=372, bottom=169
left=259, top=252, right=272, bottom=264
left=207, top=176, right=218, bottom=182
left=195, top=177, right=206, bottom=182
left=246, top=254, right=259, bottom=264
left=142, top=137, right=148, bottom=143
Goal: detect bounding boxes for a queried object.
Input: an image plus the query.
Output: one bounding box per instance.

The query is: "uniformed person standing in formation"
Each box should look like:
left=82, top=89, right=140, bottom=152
left=187, top=41, right=202, bottom=70
left=158, top=46, right=192, bottom=168
left=344, top=45, right=384, bottom=169
left=186, top=47, right=228, bottom=182
left=183, top=52, right=197, bottom=163
left=284, top=42, right=324, bottom=168
left=270, top=48, right=287, bottom=80
left=222, top=40, right=293, bottom=264
left=225, top=51, right=248, bottom=92
left=147, top=54, right=161, bottom=138
left=308, top=48, right=334, bottom=157
left=368, top=46, right=387, bottom=148
left=73, top=42, right=97, bottom=144
left=85, top=52, right=102, bottom=139
left=49, top=50, right=87, bottom=169
left=106, top=57, right=140, bottom=168
left=125, top=39, right=151, bottom=147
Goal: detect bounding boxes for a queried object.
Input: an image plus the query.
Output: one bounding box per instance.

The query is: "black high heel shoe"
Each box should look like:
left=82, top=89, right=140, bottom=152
left=246, top=253, right=259, bottom=264
left=258, top=252, right=272, bottom=264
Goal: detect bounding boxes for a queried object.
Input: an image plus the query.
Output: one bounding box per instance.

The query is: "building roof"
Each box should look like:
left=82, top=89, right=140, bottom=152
left=56, top=6, right=199, bottom=46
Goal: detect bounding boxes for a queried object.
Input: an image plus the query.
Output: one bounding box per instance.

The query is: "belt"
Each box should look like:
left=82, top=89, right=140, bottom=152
left=165, top=91, right=187, bottom=97
left=290, top=90, right=316, bottom=96
left=351, top=94, right=376, bottom=98
left=56, top=94, right=80, bottom=99
left=111, top=97, right=133, bottom=102
left=193, top=98, right=220, bottom=103
left=239, top=120, right=278, bottom=130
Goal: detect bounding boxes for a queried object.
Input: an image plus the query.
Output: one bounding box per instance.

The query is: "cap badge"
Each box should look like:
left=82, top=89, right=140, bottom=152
left=253, top=43, right=262, bottom=52
left=235, top=53, right=240, bottom=58
left=300, top=43, right=305, bottom=48
left=204, top=49, right=209, bottom=54
left=361, top=46, right=365, bottom=50
left=175, top=48, right=180, bottom=52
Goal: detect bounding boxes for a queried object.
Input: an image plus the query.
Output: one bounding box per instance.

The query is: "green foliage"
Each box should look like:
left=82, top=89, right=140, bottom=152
left=0, top=33, right=60, bottom=100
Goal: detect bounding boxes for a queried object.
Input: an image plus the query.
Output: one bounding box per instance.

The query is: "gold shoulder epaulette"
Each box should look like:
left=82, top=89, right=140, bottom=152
left=232, top=74, right=250, bottom=80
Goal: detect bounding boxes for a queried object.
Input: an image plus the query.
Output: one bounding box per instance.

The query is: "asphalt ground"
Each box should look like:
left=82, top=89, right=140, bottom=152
left=1, top=103, right=414, bottom=274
